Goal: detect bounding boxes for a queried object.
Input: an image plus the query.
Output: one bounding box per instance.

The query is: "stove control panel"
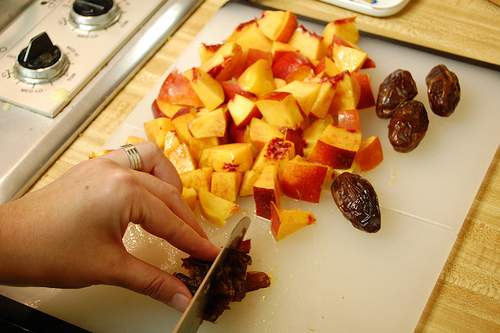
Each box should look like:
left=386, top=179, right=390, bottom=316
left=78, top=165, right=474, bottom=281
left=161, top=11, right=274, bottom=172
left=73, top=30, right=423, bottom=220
left=0, top=0, right=164, bottom=117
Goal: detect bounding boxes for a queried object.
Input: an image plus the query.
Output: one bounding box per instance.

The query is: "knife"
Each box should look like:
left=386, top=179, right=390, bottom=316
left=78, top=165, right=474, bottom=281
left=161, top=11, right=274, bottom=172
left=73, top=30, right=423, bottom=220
left=173, top=216, right=251, bottom=333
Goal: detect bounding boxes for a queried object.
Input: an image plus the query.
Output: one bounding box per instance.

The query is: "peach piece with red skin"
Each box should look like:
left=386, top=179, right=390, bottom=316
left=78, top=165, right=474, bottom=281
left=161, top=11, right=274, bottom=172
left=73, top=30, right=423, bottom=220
left=270, top=202, right=316, bottom=242
left=332, top=17, right=359, bottom=42
left=337, top=109, right=360, bottom=132
left=301, top=115, right=334, bottom=158
left=361, top=57, right=376, bottom=69
left=352, top=72, right=376, bottom=109
left=184, top=67, right=225, bottom=111
left=227, top=93, right=262, bottom=128
left=272, top=51, right=311, bottom=81
left=288, top=25, right=327, bottom=61
left=255, top=91, right=304, bottom=130
left=198, top=43, right=222, bottom=64
left=355, top=136, right=384, bottom=172
left=276, top=80, right=321, bottom=117
left=314, top=56, right=340, bottom=77
left=308, top=123, right=362, bottom=169
left=227, top=122, right=251, bottom=144
left=252, top=137, right=295, bottom=178
left=238, top=58, right=276, bottom=98
left=257, top=10, right=298, bottom=43
left=220, top=81, right=256, bottom=104
left=199, top=41, right=244, bottom=82
left=163, top=130, right=182, bottom=156
left=245, top=48, right=273, bottom=68
left=253, top=164, right=282, bottom=219
left=158, top=69, right=203, bottom=107
left=329, top=71, right=361, bottom=115
left=332, top=44, right=368, bottom=73
left=198, top=143, right=254, bottom=173
left=166, top=142, right=196, bottom=175
left=211, top=171, right=243, bottom=202
left=281, top=155, right=328, bottom=203
left=249, top=117, right=284, bottom=152
left=198, top=188, right=240, bottom=227
left=322, top=17, right=359, bottom=53
left=171, top=109, right=197, bottom=143
left=225, top=19, right=273, bottom=52
left=152, top=99, right=191, bottom=119
left=283, top=128, right=305, bottom=157
left=330, top=35, right=376, bottom=70
left=188, top=108, right=227, bottom=138
left=304, top=75, right=337, bottom=119
left=144, top=117, right=175, bottom=150
left=272, top=41, right=299, bottom=58
left=180, top=167, right=213, bottom=193
left=239, top=169, right=261, bottom=197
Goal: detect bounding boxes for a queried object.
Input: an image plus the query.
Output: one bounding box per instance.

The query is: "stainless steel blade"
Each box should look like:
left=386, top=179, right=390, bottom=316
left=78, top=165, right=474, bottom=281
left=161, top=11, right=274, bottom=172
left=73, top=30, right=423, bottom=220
left=173, top=216, right=251, bottom=332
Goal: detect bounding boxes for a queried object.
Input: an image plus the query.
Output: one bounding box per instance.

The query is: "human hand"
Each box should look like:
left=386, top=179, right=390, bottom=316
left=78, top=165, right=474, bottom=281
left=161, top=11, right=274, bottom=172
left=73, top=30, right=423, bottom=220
left=0, top=141, right=220, bottom=312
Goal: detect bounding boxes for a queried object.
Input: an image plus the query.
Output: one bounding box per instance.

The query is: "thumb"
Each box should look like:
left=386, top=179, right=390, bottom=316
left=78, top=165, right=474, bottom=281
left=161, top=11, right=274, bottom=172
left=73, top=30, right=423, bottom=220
left=113, top=254, right=192, bottom=312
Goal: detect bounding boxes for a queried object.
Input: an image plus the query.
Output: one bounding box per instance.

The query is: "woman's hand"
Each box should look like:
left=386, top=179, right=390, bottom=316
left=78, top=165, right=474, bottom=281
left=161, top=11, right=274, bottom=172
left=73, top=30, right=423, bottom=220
left=0, top=141, right=220, bottom=312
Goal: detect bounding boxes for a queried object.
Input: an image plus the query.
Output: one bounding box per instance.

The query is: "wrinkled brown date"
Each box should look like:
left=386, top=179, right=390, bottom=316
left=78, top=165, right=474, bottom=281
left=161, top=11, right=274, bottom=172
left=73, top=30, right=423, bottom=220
left=426, top=64, right=460, bottom=117
left=331, top=172, right=381, bottom=233
left=376, top=69, right=418, bottom=119
left=388, top=100, right=429, bottom=153
left=174, top=249, right=271, bottom=322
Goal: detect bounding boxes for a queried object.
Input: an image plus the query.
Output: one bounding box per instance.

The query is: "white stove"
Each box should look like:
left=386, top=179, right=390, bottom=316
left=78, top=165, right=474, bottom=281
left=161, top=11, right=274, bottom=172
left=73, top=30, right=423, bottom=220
left=0, top=0, right=203, bottom=204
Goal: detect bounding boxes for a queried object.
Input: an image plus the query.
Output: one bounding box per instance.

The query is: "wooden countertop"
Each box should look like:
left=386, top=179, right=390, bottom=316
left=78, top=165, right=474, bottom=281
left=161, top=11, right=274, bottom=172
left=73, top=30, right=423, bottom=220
left=30, top=0, right=500, bottom=332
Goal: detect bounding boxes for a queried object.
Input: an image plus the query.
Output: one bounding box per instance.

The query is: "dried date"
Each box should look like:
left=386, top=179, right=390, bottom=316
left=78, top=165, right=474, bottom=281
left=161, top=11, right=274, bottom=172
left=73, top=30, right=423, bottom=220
left=376, top=69, right=418, bottom=119
left=426, top=64, right=460, bottom=117
left=388, top=100, right=429, bottom=153
left=174, top=248, right=270, bottom=322
left=331, top=172, right=381, bottom=233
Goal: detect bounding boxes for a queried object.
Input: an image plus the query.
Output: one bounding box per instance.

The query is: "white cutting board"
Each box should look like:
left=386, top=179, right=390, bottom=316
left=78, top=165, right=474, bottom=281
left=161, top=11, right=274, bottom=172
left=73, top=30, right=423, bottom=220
left=1, top=2, right=499, bottom=332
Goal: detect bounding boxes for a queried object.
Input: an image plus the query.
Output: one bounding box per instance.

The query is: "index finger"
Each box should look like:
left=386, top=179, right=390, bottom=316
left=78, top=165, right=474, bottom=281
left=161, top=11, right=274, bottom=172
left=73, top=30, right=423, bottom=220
left=129, top=185, right=220, bottom=261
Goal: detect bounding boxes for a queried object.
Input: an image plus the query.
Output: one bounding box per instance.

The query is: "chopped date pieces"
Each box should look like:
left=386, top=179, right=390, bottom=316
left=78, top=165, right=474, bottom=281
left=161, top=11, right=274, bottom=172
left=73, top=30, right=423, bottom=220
left=174, top=257, right=211, bottom=295
left=331, top=172, right=381, bottom=233
left=174, top=248, right=270, bottom=322
left=426, top=64, right=460, bottom=117
left=246, top=271, right=272, bottom=292
left=376, top=69, right=418, bottom=119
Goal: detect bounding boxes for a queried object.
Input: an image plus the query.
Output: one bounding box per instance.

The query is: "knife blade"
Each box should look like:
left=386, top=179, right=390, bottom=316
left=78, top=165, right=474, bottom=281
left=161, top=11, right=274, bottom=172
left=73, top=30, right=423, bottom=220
left=173, top=216, right=251, bottom=333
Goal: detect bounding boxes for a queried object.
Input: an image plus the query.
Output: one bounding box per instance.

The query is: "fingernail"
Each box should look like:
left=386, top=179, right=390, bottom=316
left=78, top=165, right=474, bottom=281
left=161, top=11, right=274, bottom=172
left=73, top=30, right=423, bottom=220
left=167, top=293, right=191, bottom=312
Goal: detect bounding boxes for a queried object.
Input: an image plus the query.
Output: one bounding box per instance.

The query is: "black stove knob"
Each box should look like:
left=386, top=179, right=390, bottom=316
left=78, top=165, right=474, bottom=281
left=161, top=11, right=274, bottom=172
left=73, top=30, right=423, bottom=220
left=73, top=0, right=114, bottom=16
left=70, top=0, right=121, bottom=31
left=14, top=32, right=69, bottom=84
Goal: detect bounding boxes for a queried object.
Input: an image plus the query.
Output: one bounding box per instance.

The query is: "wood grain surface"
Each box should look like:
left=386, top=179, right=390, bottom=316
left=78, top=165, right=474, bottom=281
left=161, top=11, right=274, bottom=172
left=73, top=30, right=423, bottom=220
left=29, top=0, right=500, bottom=332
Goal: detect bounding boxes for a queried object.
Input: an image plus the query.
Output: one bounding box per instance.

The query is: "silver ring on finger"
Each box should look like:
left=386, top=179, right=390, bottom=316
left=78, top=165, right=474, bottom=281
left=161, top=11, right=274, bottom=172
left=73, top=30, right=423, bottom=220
left=120, top=144, right=143, bottom=171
